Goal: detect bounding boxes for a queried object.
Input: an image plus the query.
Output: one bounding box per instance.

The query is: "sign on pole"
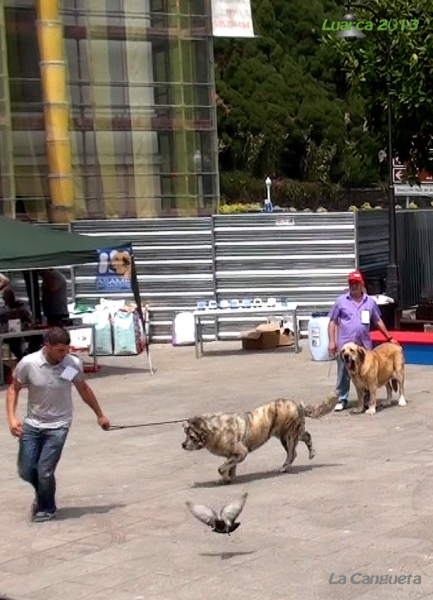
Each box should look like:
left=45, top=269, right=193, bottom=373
left=96, top=246, right=132, bottom=291
left=392, top=161, right=433, bottom=196
left=211, top=0, right=255, bottom=37
left=395, top=184, right=433, bottom=197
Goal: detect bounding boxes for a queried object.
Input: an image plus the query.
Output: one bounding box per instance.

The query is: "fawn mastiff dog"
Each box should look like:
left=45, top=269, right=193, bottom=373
left=181, top=394, right=338, bottom=483
left=340, top=342, right=406, bottom=415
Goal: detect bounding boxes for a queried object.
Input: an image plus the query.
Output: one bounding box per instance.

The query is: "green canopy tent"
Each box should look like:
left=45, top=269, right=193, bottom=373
left=0, top=216, right=128, bottom=270
left=0, top=217, right=153, bottom=373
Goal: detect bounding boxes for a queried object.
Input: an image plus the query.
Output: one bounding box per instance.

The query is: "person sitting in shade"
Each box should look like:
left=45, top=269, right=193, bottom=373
left=0, top=272, right=9, bottom=292
left=0, top=287, right=34, bottom=361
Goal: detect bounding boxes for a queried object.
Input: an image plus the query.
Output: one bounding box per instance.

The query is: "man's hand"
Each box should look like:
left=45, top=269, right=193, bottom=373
left=328, top=342, right=337, bottom=355
left=97, top=415, right=110, bottom=431
left=9, top=418, right=22, bottom=437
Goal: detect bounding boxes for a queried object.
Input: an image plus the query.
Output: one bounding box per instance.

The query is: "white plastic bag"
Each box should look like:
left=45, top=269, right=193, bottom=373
left=172, top=312, right=195, bottom=346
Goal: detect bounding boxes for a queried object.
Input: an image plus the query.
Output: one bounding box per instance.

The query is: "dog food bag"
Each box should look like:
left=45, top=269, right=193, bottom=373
left=89, top=307, right=114, bottom=356
left=113, top=310, right=141, bottom=355
left=99, top=298, right=126, bottom=318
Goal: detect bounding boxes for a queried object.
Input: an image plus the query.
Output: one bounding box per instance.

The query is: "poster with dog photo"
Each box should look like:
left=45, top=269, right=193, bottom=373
left=96, top=246, right=132, bottom=291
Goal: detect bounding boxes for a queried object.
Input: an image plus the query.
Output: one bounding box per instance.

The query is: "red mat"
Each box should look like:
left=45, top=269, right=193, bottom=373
left=83, top=364, right=101, bottom=373
left=370, top=330, right=433, bottom=345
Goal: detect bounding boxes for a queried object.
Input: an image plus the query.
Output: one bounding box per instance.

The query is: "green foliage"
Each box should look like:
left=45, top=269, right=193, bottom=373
left=219, top=171, right=264, bottom=202
left=214, top=0, right=385, bottom=193
left=215, top=0, right=433, bottom=202
left=324, top=0, right=433, bottom=179
left=220, top=170, right=340, bottom=210
left=218, top=202, right=262, bottom=213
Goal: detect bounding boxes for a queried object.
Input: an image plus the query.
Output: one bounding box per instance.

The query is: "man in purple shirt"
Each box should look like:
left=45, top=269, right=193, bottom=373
left=328, top=270, right=395, bottom=411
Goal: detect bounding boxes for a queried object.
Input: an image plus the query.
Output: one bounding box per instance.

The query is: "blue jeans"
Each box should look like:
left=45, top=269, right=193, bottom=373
left=18, top=423, right=69, bottom=513
left=336, top=354, right=351, bottom=403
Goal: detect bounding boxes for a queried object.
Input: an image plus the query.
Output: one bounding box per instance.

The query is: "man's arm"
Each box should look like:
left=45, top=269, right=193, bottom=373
left=370, top=302, right=396, bottom=343
left=6, top=380, right=25, bottom=437
left=375, top=318, right=396, bottom=343
left=0, top=273, right=9, bottom=291
left=74, top=378, right=110, bottom=430
left=328, top=320, right=338, bottom=353
left=327, top=301, right=340, bottom=354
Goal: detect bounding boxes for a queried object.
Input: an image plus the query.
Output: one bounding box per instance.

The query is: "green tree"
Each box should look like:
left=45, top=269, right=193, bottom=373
left=215, top=0, right=385, bottom=199
left=324, top=0, right=433, bottom=179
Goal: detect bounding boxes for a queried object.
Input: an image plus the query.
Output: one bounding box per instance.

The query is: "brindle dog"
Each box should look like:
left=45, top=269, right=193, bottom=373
left=182, top=394, right=338, bottom=483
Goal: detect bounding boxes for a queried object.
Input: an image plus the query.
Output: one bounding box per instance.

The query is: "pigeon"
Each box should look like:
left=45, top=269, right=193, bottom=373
left=185, top=492, right=248, bottom=535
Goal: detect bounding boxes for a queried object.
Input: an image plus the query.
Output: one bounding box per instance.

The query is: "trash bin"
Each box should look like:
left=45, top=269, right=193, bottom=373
left=308, top=311, right=332, bottom=361
left=365, top=276, right=385, bottom=296
left=372, top=295, right=396, bottom=330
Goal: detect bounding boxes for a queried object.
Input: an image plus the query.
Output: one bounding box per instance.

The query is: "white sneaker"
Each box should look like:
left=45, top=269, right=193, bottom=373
left=334, top=401, right=347, bottom=412
left=32, top=510, right=56, bottom=523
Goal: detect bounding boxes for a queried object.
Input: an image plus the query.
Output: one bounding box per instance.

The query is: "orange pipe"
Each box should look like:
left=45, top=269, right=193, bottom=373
left=35, top=0, right=74, bottom=223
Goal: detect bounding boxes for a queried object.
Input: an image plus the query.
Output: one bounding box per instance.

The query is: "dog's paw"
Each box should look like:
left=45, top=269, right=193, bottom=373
left=351, top=407, right=365, bottom=414
left=365, top=406, right=377, bottom=415
left=278, top=465, right=290, bottom=473
left=309, top=450, right=316, bottom=460
left=398, top=398, right=407, bottom=407
left=219, top=477, right=232, bottom=485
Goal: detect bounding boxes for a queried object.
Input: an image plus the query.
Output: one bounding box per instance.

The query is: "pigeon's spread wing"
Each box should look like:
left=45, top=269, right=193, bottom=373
left=220, top=492, right=248, bottom=525
left=186, top=501, right=218, bottom=528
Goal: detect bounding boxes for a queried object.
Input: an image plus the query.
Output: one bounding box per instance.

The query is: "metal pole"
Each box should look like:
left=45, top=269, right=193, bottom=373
left=208, top=0, right=221, bottom=211
left=384, top=67, right=399, bottom=310
left=343, top=4, right=400, bottom=319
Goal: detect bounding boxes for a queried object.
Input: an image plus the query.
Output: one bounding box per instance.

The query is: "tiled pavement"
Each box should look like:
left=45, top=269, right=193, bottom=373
left=2, top=340, right=433, bottom=600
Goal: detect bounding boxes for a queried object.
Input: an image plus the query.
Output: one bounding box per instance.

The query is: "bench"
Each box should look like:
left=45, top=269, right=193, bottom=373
left=398, top=317, right=433, bottom=332
left=370, top=330, right=433, bottom=365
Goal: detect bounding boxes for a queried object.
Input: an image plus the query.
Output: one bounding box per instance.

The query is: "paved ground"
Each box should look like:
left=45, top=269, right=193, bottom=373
left=2, top=340, right=433, bottom=600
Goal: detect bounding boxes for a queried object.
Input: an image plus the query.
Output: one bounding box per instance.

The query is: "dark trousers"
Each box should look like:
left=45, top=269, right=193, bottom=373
left=46, top=315, right=71, bottom=327
left=5, top=337, right=44, bottom=361
left=5, top=337, right=24, bottom=361
left=18, top=423, right=69, bottom=513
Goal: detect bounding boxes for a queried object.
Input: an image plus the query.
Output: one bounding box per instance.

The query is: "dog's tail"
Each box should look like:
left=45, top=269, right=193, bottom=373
left=304, top=392, right=339, bottom=418
left=391, top=378, right=398, bottom=392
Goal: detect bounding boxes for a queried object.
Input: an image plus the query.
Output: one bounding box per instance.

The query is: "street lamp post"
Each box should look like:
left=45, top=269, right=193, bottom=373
left=337, top=6, right=400, bottom=311
left=194, top=149, right=203, bottom=209
left=264, top=177, right=273, bottom=212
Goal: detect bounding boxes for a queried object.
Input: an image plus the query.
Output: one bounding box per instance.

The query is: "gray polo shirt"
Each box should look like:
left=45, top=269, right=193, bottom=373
left=14, top=349, right=83, bottom=429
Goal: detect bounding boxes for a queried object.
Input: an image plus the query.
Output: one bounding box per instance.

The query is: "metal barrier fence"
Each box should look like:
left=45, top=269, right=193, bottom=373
left=71, top=213, right=358, bottom=340
left=396, top=210, right=433, bottom=308
left=6, top=210, right=427, bottom=342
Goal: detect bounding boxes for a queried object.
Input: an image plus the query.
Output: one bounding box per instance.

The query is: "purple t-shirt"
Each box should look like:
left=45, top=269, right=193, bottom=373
left=328, top=293, right=382, bottom=351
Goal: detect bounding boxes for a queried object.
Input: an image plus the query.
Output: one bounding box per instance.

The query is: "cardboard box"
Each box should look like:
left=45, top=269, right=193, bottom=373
left=240, top=323, right=281, bottom=351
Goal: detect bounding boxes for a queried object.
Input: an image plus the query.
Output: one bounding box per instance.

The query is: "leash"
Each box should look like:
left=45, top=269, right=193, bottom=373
left=109, top=418, right=185, bottom=430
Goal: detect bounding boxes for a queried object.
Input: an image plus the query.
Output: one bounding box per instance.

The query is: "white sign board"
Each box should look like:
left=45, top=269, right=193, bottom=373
left=211, top=0, right=255, bottom=37
left=395, top=184, right=433, bottom=197
left=275, top=217, right=295, bottom=228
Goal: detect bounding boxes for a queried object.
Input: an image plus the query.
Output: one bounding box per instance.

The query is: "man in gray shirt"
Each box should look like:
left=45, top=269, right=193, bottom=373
left=6, top=327, right=110, bottom=522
